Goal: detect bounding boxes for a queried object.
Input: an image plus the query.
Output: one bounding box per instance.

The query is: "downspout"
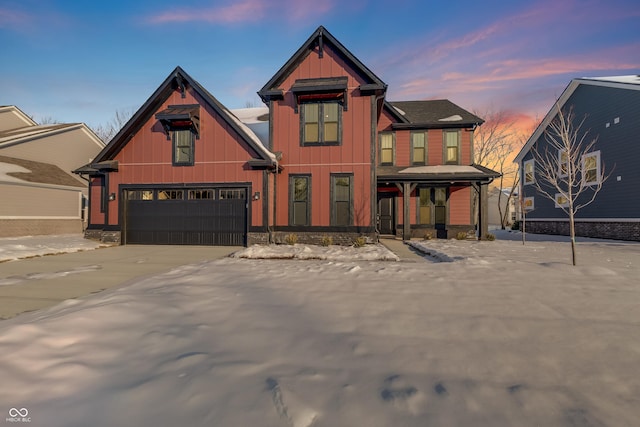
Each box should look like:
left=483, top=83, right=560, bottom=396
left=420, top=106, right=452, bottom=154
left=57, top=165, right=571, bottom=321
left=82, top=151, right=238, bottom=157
left=270, top=162, right=278, bottom=244
left=372, top=92, right=386, bottom=238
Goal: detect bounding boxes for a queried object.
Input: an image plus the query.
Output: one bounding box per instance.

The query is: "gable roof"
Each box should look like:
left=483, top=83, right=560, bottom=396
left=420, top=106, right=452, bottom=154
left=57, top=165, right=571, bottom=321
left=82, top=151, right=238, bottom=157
left=93, top=66, right=275, bottom=165
left=0, top=105, right=37, bottom=132
left=0, top=155, right=84, bottom=188
left=514, top=75, right=640, bottom=164
left=388, top=100, right=484, bottom=129
left=258, top=26, right=387, bottom=101
left=0, top=123, right=100, bottom=148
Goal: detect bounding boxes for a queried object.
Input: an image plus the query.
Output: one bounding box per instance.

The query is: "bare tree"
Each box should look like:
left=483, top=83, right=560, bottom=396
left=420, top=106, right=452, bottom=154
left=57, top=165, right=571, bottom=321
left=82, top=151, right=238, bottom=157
left=473, top=108, right=520, bottom=229
left=532, top=104, right=610, bottom=265
left=92, top=108, right=135, bottom=143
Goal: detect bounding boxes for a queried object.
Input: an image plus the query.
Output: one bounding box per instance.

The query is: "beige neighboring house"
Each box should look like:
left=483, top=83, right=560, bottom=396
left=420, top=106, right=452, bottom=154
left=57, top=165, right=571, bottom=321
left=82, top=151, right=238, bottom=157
left=0, top=105, right=104, bottom=237
left=487, top=187, right=518, bottom=228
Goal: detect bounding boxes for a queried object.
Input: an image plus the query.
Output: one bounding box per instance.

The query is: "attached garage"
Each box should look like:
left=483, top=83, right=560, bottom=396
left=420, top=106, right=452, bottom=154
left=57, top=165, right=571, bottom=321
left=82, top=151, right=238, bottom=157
left=122, top=186, right=248, bottom=246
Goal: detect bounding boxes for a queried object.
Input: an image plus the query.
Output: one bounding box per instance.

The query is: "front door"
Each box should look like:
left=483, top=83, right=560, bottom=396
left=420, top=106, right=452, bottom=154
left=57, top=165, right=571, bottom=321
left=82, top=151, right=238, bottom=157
left=377, top=194, right=395, bottom=235
left=434, top=187, right=447, bottom=238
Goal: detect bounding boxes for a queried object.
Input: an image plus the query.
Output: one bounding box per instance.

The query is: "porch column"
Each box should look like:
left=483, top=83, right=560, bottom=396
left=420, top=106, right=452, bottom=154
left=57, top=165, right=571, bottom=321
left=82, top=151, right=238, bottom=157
left=403, top=182, right=411, bottom=240
left=478, top=183, right=489, bottom=240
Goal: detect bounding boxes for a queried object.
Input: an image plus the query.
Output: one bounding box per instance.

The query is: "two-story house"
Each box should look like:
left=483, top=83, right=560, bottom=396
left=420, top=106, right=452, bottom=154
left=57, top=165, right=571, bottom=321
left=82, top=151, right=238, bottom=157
left=78, top=26, right=498, bottom=245
left=515, top=75, right=640, bottom=241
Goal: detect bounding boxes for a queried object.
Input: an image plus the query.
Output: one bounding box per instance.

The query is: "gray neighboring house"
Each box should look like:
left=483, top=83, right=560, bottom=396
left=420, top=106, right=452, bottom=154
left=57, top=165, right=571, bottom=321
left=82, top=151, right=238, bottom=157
left=514, top=75, right=640, bottom=241
left=0, top=106, right=104, bottom=237
left=487, top=187, right=518, bottom=228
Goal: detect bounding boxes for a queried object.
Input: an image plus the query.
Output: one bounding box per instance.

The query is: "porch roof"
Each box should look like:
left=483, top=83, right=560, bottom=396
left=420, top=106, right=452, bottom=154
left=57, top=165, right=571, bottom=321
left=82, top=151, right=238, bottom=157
left=377, top=164, right=500, bottom=184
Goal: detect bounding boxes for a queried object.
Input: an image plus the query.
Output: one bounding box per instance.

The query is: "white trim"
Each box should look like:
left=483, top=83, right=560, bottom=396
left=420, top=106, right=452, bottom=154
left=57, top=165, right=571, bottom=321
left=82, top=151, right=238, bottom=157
left=0, top=180, right=85, bottom=192
left=0, top=216, right=81, bottom=220
left=523, top=158, right=535, bottom=185
left=513, top=76, right=640, bottom=164
left=582, top=150, right=601, bottom=186
left=525, top=218, right=640, bottom=222
left=554, top=193, right=569, bottom=208
left=120, top=161, right=246, bottom=166
left=558, top=149, right=568, bottom=178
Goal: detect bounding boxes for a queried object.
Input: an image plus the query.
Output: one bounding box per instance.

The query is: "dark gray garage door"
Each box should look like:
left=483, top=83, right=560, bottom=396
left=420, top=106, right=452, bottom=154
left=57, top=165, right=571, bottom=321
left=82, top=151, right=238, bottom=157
left=123, top=187, right=247, bottom=246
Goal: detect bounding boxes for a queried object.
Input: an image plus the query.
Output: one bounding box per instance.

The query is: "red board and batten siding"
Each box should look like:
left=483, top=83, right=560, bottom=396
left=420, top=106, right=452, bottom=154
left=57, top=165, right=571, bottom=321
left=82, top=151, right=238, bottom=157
left=449, top=186, right=472, bottom=225
left=89, top=176, right=104, bottom=225
left=104, top=88, right=265, bottom=227
left=272, top=44, right=374, bottom=227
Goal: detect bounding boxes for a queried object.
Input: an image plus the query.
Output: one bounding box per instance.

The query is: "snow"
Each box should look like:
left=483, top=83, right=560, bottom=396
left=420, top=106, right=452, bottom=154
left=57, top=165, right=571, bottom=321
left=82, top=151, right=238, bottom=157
left=399, top=165, right=482, bottom=174
left=438, top=114, right=463, bottom=122
left=0, top=162, right=31, bottom=183
left=0, top=234, right=104, bottom=263
left=1, top=233, right=640, bottom=426
left=233, top=243, right=399, bottom=261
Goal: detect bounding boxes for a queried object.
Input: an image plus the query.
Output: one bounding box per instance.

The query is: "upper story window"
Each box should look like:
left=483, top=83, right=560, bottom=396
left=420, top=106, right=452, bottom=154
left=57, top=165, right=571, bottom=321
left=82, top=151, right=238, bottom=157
left=443, top=130, right=460, bottom=164
left=173, top=128, right=195, bottom=166
left=411, top=132, right=426, bottom=165
left=523, top=158, right=535, bottom=185
left=155, top=104, right=200, bottom=167
left=558, top=149, right=569, bottom=177
left=301, top=101, right=342, bottom=146
left=379, top=133, right=394, bottom=165
left=582, top=151, right=601, bottom=186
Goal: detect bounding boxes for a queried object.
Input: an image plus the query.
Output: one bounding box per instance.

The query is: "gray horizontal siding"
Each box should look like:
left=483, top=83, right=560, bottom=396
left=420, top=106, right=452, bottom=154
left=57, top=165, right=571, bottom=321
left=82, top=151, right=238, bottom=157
left=523, top=84, right=640, bottom=220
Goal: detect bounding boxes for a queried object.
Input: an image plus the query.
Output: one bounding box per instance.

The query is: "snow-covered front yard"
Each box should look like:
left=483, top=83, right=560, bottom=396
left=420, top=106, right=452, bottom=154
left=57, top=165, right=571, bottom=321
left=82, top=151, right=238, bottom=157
left=1, top=234, right=639, bottom=426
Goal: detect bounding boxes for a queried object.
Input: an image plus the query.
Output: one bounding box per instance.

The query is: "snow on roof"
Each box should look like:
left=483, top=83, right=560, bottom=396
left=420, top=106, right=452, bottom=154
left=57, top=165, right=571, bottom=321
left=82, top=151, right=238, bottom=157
left=438, top=114, right=463, bottom=122
left=0, top=123, right=80, bottom=145
left=580, top=75, right=640, bottom=85
left=0, top=161, right=31, bottom=183
left=399, top=165, right=483, bottom=174
left=230, top=107, right=269, bottom=124
left=225, top=108, right=275, bottom=161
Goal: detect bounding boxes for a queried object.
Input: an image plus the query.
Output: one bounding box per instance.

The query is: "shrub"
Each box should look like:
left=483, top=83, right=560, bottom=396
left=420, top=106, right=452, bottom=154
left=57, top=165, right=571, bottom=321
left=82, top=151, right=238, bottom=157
left=423, top=231, right=434, bottom=240
left=485, top=233, right=496, bottom=241
left=320, top=235, right=333, bottom=246
left=455, top=231, right=467, bottom=240
left=511, top=221, right=520, bottom=231
left=352, top=236, right=366, bottom=248
left=284, top=233, right=298, bottom=245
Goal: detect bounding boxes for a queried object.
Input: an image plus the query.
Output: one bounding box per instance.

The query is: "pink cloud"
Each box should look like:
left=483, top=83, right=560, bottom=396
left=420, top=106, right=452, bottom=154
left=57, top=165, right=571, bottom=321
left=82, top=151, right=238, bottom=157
left=146, top=0, right=337, bottom=25
left=0, top=7, right=31, bottom=28
left=148, top=0, right=267, bottom=24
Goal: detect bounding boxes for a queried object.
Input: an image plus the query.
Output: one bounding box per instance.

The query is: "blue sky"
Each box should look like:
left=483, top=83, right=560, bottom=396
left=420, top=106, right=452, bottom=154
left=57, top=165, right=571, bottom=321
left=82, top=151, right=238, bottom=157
left=1, top=0, right=639, bottom=131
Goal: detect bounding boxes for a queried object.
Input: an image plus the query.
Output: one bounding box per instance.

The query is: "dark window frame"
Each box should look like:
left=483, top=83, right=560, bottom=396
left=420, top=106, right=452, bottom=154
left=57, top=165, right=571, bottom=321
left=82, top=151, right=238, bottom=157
left=172, top=127, right=195, bottom=166
left=411, top=131, right=427, bottom=166
left=289, top=174, right=311, bottom=226
left=300, top=100, right=343, bottom=146
left=330, top=173, right=353, bottom=226
left=417, top=187, right=433, bottom=225
left=443, top=130, right=461, bottom=165
left=379, top=132, right=395, bottom=166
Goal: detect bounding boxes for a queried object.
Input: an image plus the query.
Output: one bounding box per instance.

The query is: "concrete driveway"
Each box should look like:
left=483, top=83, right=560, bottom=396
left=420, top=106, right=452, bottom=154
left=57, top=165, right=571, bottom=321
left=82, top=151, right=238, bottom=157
left=0, top=245, right=241, bottom=320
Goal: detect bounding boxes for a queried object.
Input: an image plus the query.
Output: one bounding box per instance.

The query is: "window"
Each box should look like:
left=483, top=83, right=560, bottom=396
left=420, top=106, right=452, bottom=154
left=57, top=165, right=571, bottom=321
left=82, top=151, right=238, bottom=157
left=524, top=159, right=535, bottom=185
left=379, top=133, right=394, bottom=165
left=555, top=193, right=569, bottom=208
left=418, top=187, right=432, bottom=224
left=523, top=196, right=534, bottom=211
left=289, top=176, right=310, bottom=226
left=444, top=131, right=460, bottom=164
left=157, top=190, right=183, bottom=200
left=558, top=150, right=569, bottom=177
left=127, top=190, right=154, bottom=200
left=331, top=174, right=352, bottom=226
left=188, top=189, right=214, bottom=200
left=301, top=102, right=341, bottom=145
left=173, top=128, right=194, bottom=166
left=582, top=151, right=601, bottom=185
left=219, top=189, right=246, bottom=199
left=412, top=132, right=426, bottom=165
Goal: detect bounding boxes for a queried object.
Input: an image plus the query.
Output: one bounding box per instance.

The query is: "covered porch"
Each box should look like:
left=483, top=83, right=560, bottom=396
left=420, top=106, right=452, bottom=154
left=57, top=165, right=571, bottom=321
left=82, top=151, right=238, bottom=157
left=376, top=165, right=500, bottom=240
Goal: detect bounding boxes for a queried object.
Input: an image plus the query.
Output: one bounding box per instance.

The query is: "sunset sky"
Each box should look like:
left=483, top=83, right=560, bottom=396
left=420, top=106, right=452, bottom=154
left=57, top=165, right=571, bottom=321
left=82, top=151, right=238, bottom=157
left=1, top=0, right=638, bottom=134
